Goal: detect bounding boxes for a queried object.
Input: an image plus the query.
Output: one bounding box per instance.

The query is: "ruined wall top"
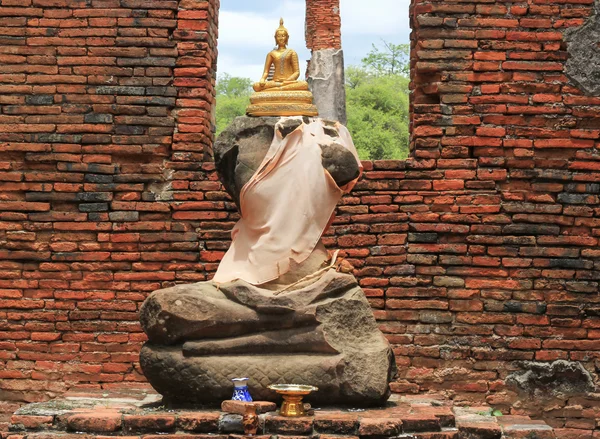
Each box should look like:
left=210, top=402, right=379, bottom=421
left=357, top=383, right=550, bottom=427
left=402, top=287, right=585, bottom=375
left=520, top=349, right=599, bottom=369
left=305, top=0, right=342, bottom=51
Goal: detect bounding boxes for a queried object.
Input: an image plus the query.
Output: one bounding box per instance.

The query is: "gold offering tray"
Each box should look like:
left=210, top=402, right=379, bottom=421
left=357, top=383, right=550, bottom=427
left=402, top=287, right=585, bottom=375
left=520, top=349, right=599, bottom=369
left=268, top=384, right=318, bottom=417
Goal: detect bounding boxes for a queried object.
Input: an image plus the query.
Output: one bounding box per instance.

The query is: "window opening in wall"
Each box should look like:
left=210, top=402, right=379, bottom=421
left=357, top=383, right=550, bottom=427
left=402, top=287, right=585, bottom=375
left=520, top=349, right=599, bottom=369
left=341, top=0, right=410, bottom=161
left=215, top=0, right=410, bottom=161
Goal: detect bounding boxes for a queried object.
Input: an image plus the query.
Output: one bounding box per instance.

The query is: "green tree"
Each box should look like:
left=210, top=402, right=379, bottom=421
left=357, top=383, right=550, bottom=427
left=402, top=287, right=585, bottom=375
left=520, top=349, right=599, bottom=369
left=346, top=65, right=370, bottom=89
left=346, top=73, right=410, bottom=160
left=216, top=73, right=253, bottom=97
left=345, top=41, right=410, bottom=160
left=215, top=73, right=253, bottom=136
left=362, top=41, right=410, bottom=77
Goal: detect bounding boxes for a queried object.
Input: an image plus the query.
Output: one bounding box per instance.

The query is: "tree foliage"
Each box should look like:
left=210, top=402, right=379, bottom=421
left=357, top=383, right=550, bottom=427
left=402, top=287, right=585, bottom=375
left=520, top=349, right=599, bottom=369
left=346, top=41, right=410, bottom=160
left=215, top=73, right=253, bottom=136
left=346, top=73, right=409, bottom=161
left=216, top=73, right=253, bottom=97
left=214, top=41, right=411, bottom=160
left=361, top=41, right=410, bottom=77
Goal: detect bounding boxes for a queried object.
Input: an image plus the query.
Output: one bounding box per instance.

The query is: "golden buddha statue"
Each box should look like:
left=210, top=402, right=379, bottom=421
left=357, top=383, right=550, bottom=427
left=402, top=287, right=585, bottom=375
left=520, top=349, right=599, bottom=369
left=246, top=19, right=318, bottom=117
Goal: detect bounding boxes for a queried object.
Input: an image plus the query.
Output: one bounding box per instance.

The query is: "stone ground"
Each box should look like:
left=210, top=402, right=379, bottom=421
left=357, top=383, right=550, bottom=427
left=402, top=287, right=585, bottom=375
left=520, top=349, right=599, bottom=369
left=1, top=388, right=556, bottom=439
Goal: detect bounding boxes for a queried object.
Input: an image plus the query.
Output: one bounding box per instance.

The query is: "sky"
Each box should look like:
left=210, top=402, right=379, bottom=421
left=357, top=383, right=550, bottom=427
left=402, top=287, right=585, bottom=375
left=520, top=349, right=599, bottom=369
left=217, top=0, right=410, bottom=80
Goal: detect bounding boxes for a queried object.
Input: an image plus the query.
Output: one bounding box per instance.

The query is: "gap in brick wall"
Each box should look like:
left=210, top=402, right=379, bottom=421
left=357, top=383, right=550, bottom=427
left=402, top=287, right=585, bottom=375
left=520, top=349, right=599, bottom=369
left=214, top=0, right=412, bottom=161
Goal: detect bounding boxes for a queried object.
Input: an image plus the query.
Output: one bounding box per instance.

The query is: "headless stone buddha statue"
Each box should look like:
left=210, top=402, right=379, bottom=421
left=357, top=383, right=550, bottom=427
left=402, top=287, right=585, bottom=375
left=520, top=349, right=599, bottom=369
left=137, top=18, right=395, bottom=407
left=247, top=19, right=319, bottom=117
left=139, top=117, right=396, bottom=406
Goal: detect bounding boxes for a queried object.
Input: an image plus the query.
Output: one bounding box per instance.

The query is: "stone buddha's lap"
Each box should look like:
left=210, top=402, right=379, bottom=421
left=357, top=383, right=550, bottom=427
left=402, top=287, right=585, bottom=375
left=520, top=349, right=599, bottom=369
left=253, top=80, right=309, bottom=92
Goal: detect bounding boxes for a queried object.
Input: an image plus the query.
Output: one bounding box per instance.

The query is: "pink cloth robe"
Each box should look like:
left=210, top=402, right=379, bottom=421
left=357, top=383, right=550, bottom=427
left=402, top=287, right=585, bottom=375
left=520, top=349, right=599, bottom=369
left=213, top=118, right=362, bottom=286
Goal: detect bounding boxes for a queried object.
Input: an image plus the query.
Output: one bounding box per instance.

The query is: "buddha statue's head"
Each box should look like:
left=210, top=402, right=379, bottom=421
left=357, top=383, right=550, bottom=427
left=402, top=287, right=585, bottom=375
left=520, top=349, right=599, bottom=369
left=274, top=18, right=289, bottom=47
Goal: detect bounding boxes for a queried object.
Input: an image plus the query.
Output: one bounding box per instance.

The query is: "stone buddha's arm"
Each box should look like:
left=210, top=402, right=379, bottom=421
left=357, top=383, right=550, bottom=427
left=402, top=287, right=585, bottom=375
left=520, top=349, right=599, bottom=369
left=258, top=52, right=275, bottom=87
left=285, top=50, right=301, bottom=82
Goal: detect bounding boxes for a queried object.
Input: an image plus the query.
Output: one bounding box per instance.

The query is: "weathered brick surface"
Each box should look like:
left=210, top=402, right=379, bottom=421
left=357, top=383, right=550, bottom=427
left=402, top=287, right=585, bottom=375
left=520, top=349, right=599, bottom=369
left=403, top=0, right=600, bottom=433
left=0, top=0, right=218, bottom=402
left=9, top=392, right=555, bottom=439
left=305, top=0, right=341, bottom=51
left=0, top=0, right=599, bottom=436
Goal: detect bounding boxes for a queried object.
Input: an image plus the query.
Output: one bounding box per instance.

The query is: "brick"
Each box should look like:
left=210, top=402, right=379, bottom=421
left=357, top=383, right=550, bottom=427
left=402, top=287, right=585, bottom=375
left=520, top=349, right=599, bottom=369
left=10, top=415, right=53, bottom=429
left=220, top=401, right=276, bottom=416
left=314, top=412, right=359, bottom=434
left=414, top=433, right=458, bottom=439
left=122, top=414, right=175, bottom=433
left=67, top=412, right=122, bottom=432
left=174, top=412, right=220, bottom=433
left=553, top=429, right=594, bottom=439
left=457, top=421, right=502, bottom=439
left=264, top=416, right=313, bottom=434
left=358, top=418, right=402, bottom=437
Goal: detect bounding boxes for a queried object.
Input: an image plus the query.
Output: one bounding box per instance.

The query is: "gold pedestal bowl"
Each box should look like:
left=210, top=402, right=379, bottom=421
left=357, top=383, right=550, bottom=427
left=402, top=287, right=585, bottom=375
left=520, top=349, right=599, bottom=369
left=268, top=384, right=318, bottom=417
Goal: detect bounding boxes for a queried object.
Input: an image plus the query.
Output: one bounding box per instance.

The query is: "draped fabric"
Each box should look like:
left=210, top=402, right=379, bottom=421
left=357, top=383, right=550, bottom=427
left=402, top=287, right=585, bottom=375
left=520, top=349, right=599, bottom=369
left=213, top=118, right=362, bottom=285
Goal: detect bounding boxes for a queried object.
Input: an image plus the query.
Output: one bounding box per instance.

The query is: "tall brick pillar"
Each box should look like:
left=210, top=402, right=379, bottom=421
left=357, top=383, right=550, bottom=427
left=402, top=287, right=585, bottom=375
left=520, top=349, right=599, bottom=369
left=173, top=0, right=220, bottom=160
left=305, top=0, right=346, bottom=124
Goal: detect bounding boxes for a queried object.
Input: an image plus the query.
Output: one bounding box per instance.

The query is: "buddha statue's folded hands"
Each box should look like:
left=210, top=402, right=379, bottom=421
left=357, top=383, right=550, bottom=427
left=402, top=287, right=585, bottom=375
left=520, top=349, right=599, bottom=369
left=247, top=19, right=318, bottom=117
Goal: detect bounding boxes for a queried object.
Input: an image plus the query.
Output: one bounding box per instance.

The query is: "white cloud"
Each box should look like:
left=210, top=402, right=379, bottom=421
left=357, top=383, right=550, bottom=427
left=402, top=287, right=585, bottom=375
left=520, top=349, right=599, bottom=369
left=341, top=0, right=410, bottom=36
left=218, top=1, right=307, bottom=53
left=217, top=54, right=265, bottom=80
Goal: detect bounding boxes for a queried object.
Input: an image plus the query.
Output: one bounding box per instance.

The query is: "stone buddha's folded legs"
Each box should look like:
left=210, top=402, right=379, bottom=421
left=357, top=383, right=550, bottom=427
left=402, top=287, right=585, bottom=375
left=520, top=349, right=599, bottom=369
left=277, top=80, right=309, bottom=91
left=182, top=325, right=339, bottom=356
left=140, top=282, right=315, bottom=346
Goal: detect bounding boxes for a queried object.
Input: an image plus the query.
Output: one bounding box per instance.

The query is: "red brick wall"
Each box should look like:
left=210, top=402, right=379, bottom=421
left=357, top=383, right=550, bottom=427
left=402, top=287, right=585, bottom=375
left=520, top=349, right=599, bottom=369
left=0, top=0, right=219, bottom=402
left=305, top=0, right=341, bottom=51
left=405, top=0, right=600, bottom=430
left=1, top=0, right=599, bottom=433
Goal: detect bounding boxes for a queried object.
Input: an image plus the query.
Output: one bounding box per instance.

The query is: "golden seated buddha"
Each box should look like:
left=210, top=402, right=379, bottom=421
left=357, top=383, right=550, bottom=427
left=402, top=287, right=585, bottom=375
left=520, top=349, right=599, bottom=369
left=246, top=19, right=318, bottom=117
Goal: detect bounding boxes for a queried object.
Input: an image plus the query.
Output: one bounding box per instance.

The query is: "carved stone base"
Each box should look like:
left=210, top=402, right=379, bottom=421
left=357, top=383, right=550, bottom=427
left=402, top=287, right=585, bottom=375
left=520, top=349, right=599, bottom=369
left=140, top=344, right=394, bottom=406
left=250, top=90, right=315, bottom=104
left=140, top=348, right=346, bottom=404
